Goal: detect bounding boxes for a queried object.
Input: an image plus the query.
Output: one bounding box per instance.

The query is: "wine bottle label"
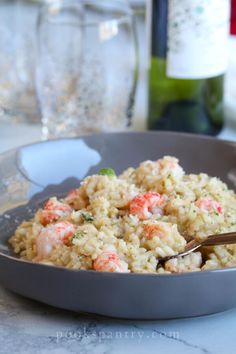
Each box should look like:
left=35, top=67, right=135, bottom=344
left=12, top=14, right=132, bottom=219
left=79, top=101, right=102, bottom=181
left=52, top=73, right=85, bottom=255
left=166, top=0, right=230, bottom=79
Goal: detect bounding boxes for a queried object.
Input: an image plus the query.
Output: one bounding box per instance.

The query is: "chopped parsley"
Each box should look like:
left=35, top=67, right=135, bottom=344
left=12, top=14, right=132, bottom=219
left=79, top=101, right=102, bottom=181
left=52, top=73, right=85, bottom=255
left=81, top=212, right=94, bottom=223
left=98, top=168, right=116, bottom=176
left=72, top=231, right=86, bottom=240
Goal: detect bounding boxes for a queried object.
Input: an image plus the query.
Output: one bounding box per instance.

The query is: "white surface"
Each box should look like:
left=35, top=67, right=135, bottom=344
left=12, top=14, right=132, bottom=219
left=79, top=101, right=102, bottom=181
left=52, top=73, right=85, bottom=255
left=1, top=283, right=236, bottom=354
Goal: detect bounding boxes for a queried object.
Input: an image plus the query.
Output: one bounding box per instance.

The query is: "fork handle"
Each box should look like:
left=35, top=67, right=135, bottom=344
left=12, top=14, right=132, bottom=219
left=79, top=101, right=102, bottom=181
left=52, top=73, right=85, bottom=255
left=202, top=232, right=236, bottom=246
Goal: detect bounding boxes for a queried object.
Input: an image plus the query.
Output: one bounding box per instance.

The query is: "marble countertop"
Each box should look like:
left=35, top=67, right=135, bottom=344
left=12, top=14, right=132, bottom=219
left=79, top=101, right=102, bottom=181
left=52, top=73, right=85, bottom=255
left=1, top=283, right=236, bottom=354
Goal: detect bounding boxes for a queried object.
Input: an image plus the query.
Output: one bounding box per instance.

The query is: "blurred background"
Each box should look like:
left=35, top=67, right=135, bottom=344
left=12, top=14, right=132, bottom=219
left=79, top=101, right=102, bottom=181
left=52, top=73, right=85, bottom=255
left=0, top=0, right=236, bottom=151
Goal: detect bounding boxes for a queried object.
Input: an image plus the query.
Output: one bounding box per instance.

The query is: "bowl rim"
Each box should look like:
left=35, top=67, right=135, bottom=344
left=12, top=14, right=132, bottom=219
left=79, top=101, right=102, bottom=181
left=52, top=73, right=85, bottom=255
left=1, top=130, right=236, bottom=158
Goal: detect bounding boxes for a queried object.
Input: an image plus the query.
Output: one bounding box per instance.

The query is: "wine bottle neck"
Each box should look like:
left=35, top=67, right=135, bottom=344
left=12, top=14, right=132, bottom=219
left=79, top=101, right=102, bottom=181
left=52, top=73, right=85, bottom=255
left=151, top=0, right=168, bottom=58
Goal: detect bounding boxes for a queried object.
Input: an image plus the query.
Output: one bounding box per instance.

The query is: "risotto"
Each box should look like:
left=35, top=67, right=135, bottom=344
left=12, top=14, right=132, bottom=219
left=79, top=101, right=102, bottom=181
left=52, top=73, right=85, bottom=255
left=9, top=156, right=236, bottom=274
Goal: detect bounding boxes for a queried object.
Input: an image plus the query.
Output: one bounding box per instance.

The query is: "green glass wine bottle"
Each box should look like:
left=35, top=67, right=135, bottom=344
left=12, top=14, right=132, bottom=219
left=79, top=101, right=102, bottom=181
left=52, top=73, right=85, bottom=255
left=147, top=0, right=230, bottom=135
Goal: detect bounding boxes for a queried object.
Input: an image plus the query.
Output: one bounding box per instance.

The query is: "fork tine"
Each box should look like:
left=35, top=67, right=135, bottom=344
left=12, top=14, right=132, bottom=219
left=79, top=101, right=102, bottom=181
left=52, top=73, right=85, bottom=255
left=157, top=231, right=236, bottom=266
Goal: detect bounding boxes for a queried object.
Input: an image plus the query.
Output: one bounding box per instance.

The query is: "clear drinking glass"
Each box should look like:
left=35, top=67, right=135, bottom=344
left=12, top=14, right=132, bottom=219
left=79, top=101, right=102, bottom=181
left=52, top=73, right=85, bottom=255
left=36, top=0, right=138, bottom=139
left=0, top=0, right=41, bottom=125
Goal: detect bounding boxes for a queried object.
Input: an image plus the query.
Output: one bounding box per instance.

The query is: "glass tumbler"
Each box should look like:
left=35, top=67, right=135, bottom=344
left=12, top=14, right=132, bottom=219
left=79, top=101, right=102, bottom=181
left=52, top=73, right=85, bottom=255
left=36, top=0, right=138, bottom=139
left=0, top=0, right=41, bottom=125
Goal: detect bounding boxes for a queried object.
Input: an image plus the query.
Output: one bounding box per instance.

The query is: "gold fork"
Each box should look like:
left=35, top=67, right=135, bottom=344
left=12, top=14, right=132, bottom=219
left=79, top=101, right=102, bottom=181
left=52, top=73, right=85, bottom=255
left=159, top=231, right=236, bottom=263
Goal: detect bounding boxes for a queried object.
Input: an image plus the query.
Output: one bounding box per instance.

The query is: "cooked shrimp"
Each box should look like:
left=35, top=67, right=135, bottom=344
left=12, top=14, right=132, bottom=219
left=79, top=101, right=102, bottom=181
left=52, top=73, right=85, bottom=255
left=195, top=197, right=223, bottom=214
left=40, top=197, right=72, bottom=226
left=93, top=245, right=129, bottom=273
left=157, top=156, right=184, bottom=179
left=130, top=192, right=165, bottom=220
left=144, top=222, right=171, bottom=240
left=64, top=188, right=88, bottom=210
left=36, top=221, right=76, bottom=260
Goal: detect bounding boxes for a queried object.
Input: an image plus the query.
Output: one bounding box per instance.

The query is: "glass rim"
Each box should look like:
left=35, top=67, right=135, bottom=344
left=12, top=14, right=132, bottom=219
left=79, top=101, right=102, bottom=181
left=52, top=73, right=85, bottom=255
left=40, top=0, right=134, bottom=27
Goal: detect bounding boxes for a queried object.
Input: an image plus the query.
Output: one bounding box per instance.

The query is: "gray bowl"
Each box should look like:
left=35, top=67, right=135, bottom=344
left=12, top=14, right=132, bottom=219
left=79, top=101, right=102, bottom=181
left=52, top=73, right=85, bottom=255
left=0, top=131, right=236, bottom=320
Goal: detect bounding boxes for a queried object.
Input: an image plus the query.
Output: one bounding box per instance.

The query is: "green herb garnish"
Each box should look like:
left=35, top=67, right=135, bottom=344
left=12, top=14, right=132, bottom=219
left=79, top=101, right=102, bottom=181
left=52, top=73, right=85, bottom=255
left=98, top=168, right=116, bottom=176
left=72, top=231, right=85, bottom=240
left=81, top=212, right=94, bottom=223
